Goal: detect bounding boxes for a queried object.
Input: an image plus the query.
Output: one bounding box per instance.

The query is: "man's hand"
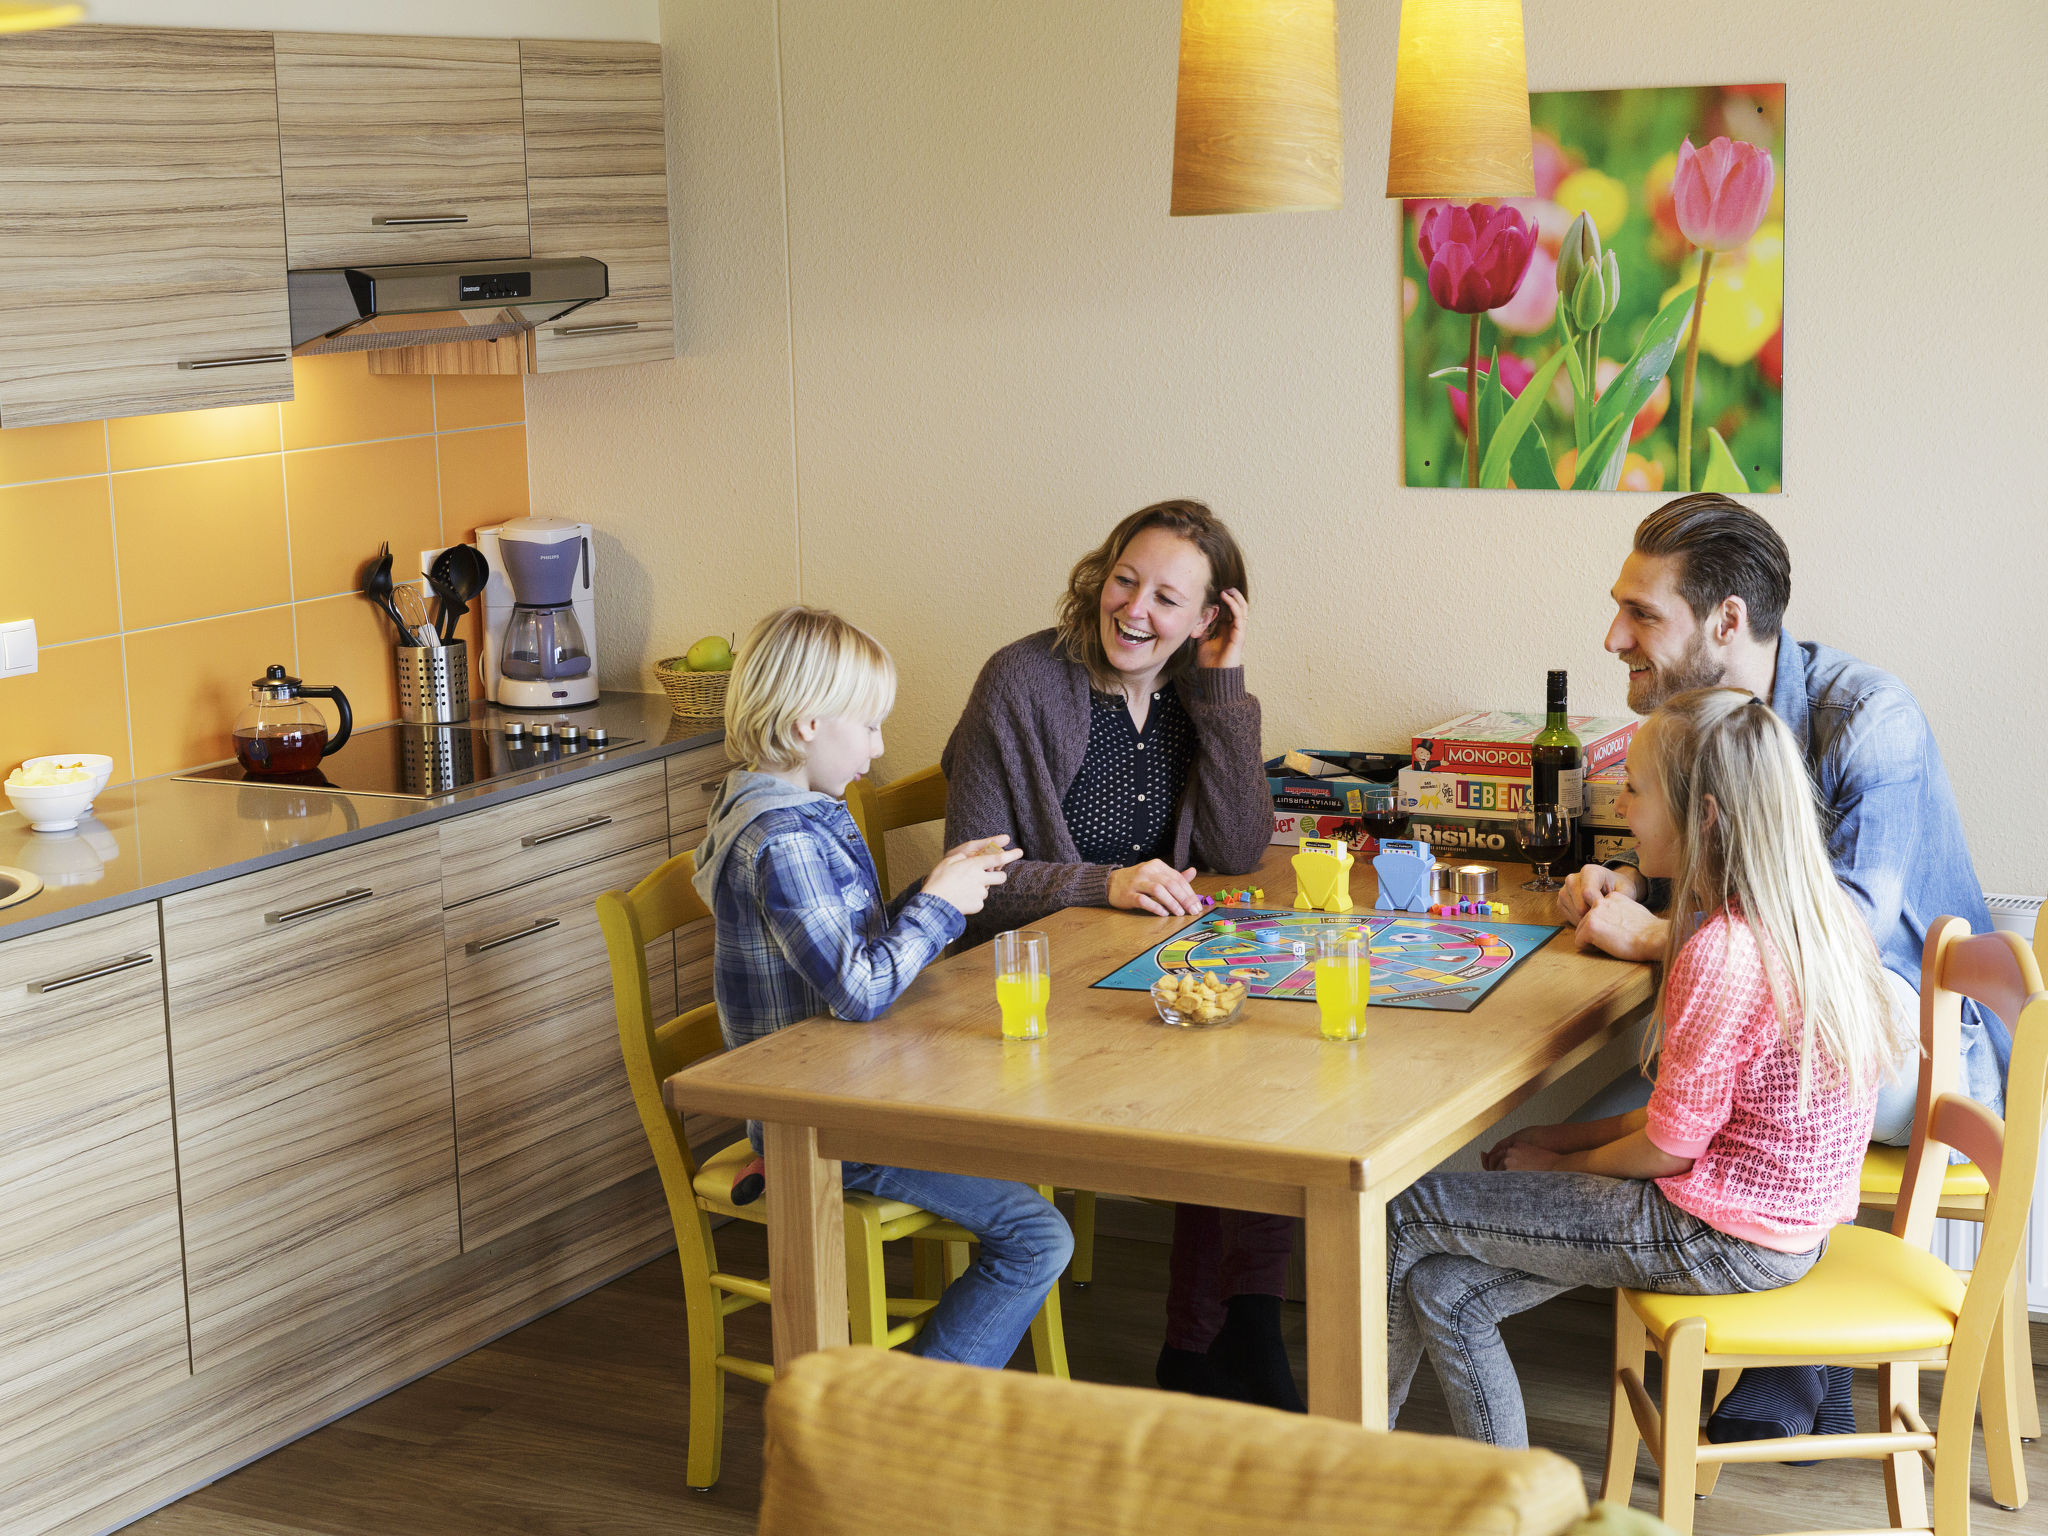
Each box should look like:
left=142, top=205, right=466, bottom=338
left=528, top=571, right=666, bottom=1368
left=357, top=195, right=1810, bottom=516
left=1572, top=893, right=1670, bottom=961
left=1558, top=862, right=1645, bottom=923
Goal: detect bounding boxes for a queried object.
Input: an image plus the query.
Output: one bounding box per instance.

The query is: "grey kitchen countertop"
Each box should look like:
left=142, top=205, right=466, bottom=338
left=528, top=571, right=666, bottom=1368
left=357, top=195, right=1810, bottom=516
left=0, top=693, right=725, bottom=944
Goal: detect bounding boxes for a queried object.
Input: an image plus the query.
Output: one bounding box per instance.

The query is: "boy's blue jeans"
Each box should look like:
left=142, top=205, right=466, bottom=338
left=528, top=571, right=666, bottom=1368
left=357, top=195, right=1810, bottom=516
left=841, top=1163, right=1073, bottom=1369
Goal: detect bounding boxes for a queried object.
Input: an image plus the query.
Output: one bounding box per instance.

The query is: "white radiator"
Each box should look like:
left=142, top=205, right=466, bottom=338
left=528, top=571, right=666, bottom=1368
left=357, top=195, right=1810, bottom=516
left=1972, top=893, right=2045, bottom=1317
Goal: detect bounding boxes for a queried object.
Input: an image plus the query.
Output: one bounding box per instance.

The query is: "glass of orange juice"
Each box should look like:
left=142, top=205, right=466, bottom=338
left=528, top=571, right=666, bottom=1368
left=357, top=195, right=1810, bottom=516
left=1314, top=930, right=1368, bottom=1041
left=995, top=929, right=1050, bottom=1041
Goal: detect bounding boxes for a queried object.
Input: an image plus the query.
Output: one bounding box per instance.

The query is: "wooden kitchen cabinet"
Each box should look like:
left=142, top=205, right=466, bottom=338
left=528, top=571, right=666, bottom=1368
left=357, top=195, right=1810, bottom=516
left=521, top=40, right=675, bottom=371
left=162, top=827, right=458, bottom=1373
left=274, top=33, right=531, bottom=268
left=443, top=841, right=674, bottom=1250
left=438, top=759, right=669, bottom=909
left=0, top=27, right=294, bottom=429
left=0, top=907, right=189, bottom=1455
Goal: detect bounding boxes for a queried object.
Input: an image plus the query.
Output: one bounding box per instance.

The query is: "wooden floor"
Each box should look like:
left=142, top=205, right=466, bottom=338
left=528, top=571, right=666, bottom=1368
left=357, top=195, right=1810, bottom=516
left=131, top=1223, right=2048, bottom=1536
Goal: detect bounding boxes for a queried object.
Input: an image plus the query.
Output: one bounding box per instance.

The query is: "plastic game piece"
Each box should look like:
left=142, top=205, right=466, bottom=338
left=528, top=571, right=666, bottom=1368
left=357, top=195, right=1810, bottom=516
left=1489, top=901, right=1509, bottom=917
left=1216, top=920, right=1238, bottom=934
left=1252, top=888, right=1264, bottom=901
left=1198, top=894, right=1215, bottom=908
left=1291, top=836, right=1355, bottom=913
left=1373, top=838, right=1436, bottom=913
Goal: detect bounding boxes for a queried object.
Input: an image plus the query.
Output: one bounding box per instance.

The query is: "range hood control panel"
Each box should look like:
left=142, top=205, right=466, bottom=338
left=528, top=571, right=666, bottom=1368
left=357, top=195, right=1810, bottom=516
left=459, top=271, right=532, bottom=302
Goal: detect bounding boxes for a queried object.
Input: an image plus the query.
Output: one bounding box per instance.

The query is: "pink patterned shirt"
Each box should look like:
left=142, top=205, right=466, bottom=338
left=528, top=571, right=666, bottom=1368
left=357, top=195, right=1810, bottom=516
left=1646, top=905, right=1878, bottom=1253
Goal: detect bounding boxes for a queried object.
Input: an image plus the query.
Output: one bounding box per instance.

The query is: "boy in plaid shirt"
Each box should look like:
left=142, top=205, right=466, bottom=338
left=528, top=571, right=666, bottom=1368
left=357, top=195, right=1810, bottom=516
left=692, top=605, right=1071, bottom=1368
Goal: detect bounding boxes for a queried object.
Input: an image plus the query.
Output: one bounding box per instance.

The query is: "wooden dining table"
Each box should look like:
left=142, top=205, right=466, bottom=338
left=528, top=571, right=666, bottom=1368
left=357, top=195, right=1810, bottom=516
left=663, top=843, right=1655, bottom=1426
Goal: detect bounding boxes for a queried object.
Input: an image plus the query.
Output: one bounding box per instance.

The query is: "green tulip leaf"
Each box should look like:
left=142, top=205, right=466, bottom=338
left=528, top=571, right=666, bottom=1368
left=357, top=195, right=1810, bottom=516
left=1572, top=411, right=1633, bottom=489
left=1511, top=419, right=1558, bottom=490
left=1587, top=283, right=1697, bottom=464
left=1478, top=345, right=1572, bottom=489
left=1700, top=427, right=1750, bottom=493
left=1477, top=350, right=1506, bottom=470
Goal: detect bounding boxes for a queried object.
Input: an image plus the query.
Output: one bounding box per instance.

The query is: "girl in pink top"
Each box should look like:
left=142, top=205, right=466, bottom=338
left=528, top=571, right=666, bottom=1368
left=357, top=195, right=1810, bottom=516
left=1384, top=688, right=1910, bottom=1447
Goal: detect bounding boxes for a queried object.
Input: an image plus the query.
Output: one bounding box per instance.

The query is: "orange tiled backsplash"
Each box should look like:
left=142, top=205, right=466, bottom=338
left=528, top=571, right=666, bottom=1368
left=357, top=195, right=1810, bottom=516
left=0, top=354, right=529, bottom=783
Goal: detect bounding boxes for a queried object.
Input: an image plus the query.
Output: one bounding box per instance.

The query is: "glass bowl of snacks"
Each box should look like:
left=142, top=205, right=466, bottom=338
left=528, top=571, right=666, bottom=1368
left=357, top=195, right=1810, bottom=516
left=1149, top=971, right=1247, bottom=1029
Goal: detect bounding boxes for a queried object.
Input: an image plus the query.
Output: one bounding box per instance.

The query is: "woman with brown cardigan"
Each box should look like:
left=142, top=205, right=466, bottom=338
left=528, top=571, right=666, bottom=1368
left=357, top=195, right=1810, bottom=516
left=941, top=499, right=1300, bottom=1410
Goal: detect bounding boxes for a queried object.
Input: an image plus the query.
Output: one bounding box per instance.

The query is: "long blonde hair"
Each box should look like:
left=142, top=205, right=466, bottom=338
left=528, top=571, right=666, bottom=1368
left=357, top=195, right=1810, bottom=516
left=1640, top=688, right=1910, bottom=1105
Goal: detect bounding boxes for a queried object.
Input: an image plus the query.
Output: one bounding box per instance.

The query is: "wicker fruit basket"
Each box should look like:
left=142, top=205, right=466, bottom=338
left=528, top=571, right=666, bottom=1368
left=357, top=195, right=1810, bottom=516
left=656, top=656, right=730, bottom=721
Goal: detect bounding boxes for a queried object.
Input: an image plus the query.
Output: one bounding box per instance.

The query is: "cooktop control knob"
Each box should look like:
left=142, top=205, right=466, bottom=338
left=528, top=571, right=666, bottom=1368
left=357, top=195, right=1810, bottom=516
left=587, top=727, right=610, bottom=745
left=503, top=721, right=524, bottom=737
left=533, top=723, right=553, bottom=740
left=561, top=725, right=581, bottom=742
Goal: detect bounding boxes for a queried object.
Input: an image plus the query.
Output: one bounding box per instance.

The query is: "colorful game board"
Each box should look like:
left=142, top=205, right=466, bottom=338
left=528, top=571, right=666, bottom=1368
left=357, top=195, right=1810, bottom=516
left=1093, top=907, right=1559, bottom=1013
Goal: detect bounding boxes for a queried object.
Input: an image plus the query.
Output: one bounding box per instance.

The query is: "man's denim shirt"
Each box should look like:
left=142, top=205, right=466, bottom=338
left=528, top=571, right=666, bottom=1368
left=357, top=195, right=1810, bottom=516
left=1767, top=630, right=2004, bottom=1114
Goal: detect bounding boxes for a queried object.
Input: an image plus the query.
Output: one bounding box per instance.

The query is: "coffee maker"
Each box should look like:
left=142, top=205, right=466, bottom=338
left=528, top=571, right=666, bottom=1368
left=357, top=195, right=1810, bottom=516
left=475, top=518, right=600, bottom=709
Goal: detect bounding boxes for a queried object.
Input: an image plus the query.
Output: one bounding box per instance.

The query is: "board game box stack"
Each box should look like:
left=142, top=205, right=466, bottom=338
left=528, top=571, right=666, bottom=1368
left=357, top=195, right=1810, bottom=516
left=1399, top=710, right=1637, bottom=871
left=1265, top=748, right=1407, bottom=852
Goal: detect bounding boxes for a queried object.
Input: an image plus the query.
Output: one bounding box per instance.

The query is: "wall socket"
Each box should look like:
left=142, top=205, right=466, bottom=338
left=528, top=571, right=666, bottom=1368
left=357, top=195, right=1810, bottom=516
left=0, top=619, right=37, bottom=677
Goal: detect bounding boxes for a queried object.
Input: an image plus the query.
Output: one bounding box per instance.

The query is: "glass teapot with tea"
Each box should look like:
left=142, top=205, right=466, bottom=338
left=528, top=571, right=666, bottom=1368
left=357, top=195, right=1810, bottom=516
left=232, top=665, right=353, bottom=777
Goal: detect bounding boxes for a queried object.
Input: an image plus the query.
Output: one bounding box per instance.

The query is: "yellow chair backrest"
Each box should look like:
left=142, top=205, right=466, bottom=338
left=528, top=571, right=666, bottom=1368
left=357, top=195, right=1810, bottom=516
left=1892, top=917, right=2048, bottom=1410
left=844, top=763, right=947, bottom=900
left=598, top=849, right=726, bottom=1260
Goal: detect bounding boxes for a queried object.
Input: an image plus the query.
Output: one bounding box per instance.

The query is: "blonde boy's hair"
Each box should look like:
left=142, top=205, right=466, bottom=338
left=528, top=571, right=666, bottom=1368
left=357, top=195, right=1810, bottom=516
left=1640, top=687, right=1913, bottom=1106
left=723, top=606, right=896, bottom=771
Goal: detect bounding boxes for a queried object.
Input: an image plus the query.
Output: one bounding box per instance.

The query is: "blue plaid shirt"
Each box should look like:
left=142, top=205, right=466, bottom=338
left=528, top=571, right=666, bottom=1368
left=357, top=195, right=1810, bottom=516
left=701, top=791, right=963, bottom=1146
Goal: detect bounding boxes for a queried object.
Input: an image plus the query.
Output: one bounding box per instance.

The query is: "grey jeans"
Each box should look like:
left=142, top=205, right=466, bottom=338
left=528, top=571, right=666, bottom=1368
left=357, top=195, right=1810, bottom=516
left=1387, top=1172, right=1822, bottom=1447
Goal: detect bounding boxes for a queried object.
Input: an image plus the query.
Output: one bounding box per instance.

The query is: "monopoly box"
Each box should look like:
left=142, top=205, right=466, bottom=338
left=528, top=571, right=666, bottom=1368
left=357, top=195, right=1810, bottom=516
left=1409, top=711, right=1637, bottom=777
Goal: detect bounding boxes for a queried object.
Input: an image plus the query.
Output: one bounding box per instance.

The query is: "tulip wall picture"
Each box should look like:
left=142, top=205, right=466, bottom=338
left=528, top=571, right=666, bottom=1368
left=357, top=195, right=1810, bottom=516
left=1402, top=84, right=1784, bottom=492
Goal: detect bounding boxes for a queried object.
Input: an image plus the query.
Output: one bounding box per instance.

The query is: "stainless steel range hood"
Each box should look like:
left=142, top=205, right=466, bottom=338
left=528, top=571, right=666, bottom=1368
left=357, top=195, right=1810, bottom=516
left=287, top=256, right=608, bottom=355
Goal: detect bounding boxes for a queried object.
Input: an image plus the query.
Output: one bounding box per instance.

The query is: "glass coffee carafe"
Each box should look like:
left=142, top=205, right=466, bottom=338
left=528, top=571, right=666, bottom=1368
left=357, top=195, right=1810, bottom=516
left=232, top=665, right=353, bottom=777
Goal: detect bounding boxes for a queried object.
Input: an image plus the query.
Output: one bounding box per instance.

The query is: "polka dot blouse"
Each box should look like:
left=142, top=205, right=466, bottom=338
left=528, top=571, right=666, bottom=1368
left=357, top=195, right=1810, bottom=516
left=1061, top=686, right=1197, bottom=866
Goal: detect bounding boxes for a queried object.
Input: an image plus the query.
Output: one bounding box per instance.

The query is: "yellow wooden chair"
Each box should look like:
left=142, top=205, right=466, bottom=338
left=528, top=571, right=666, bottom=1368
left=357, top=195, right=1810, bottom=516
left=1854, top=922, right=2042, bottom=1505
left=845, top=762, right=1104, bottom=1284
left=597, top=848, right=1069, bottom=1492
left=1603, top=916, right=2048, bottom=1535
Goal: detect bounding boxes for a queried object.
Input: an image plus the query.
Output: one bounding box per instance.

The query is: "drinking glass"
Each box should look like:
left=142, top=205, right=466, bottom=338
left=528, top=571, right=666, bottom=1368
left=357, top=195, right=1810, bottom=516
left=1359, top=782, right=1408, bottom=844
left=1516, top=805, right=1574, bottom=891
left=1313, top=931, right=1368, bottom=1042
left=994, top=930, right=1050, bottom=1041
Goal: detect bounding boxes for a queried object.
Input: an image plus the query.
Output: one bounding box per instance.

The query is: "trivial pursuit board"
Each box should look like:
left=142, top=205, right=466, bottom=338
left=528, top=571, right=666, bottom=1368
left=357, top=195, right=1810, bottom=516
left=1093, top=908, right=1560, bottom=1014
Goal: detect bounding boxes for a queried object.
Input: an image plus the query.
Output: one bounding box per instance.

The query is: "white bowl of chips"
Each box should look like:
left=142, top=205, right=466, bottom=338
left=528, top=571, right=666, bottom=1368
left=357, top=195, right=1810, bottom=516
left=22, top=753, right=113, bottom=810
left=1149, top=971, right=1248, bottom=1029
left=4, top=763, right=98, bottom=832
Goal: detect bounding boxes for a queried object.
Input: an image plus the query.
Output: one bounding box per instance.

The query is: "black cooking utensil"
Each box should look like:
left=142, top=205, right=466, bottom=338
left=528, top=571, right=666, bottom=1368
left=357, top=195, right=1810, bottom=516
left=360, top=544, right=409, bottom=637
left=429, top=542, right=491, bottom=642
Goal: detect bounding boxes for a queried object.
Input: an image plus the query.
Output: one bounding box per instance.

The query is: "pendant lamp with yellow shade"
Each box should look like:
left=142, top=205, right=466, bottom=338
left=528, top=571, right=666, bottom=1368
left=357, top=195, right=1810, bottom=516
left=0, top=2, right=84, bottom=33
left=1386, top=0, right=1533, bottom=199
left=1170, top=0, right=1343, bottom=216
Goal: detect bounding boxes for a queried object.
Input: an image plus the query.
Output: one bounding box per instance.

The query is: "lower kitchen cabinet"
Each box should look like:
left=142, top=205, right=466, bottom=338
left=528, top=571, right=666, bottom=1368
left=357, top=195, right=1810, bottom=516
left=443, top=839, right=673, bottom=1250
left=162, top=826, right=458, bottom=1373
left=0, top=907, right=188, bottom=1454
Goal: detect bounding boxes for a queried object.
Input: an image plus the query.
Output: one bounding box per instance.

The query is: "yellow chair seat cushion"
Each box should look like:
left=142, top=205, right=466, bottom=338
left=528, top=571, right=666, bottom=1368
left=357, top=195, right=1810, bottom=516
left=1625, top=1224, right=1962, bottom=1356
left=690, top=1138, right=932, bottom=1228
left=1859, top=1144, right=1989, bottom=1199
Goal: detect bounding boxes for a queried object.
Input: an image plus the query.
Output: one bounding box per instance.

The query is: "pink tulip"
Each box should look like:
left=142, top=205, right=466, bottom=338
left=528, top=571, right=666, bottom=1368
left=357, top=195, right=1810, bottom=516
left=1416, top=203, right=1539, bottom=315
left=1672, top=136, right=1775, bottom=253
left=1446, top=354, right=1536, bottom=437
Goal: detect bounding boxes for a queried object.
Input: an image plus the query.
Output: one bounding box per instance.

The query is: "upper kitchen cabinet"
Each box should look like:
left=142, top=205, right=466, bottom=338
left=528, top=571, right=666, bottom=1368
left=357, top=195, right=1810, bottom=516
left=274, top=33, right=531, bottom=269
left=0, top=27, right=295, bottom=428
left=522, top=41, right=676, bottom=372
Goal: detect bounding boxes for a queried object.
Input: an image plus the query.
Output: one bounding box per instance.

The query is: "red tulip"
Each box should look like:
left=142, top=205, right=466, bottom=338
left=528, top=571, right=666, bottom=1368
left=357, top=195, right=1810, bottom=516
left=1416, top=203, right=1539, bottom=315
left=1446, top=354, right=1536, bottom=437
left=1757, top=325, right=1783, bottom=390
left=1672, top=136, right=1775, bottom=253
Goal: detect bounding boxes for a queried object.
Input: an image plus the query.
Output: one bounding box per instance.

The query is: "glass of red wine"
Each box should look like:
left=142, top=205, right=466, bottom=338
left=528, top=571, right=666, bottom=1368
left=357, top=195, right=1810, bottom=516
left=1360, top=783, right=1409, bottom=845
left=1516, top=805, right=1574, bottom=891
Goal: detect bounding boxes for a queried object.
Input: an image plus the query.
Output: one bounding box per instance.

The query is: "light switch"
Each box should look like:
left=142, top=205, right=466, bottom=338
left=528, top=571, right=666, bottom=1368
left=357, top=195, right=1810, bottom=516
left=1, top=619, right=37, bottom=677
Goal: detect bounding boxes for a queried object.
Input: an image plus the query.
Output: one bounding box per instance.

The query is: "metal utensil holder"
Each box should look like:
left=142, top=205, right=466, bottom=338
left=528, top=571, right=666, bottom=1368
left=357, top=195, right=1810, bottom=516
left=396, top=640, right=470, bottom=724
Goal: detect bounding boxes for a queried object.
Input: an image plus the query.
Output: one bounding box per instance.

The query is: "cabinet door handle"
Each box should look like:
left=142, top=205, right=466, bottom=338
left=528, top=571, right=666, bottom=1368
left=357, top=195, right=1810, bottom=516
left=465, top=917, right=563, bottom=956
left=552, top=321, right=640, bottom=337
left=520, top=814, right=613, bottom=849
left=29, top=952, right=156, bottom=995
left=372, top=214, right=469, bottom=227
left=179, top=352, right=291, bottom=371
left=699, top=779, right=724, bottom=794
left=265, top=887, right=376, bottom=926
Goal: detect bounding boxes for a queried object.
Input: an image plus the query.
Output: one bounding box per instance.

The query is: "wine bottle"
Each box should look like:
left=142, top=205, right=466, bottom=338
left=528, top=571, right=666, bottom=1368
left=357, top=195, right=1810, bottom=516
left=1531, top=669, right=1583, bottom=814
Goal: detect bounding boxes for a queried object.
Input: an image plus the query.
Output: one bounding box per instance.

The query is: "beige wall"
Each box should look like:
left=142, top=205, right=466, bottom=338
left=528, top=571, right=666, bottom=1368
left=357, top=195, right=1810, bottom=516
left=526, top=0, right=2048, bottom=895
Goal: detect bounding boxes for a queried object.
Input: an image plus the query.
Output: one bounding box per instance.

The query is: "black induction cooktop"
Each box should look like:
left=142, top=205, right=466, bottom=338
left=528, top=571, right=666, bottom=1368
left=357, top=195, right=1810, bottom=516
left=172, top=720, right=644, bottom=801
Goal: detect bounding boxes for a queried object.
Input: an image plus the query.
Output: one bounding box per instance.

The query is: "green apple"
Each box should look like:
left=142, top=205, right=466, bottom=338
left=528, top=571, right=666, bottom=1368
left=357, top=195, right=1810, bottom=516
left=684, top=634, right=734, bottom=672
